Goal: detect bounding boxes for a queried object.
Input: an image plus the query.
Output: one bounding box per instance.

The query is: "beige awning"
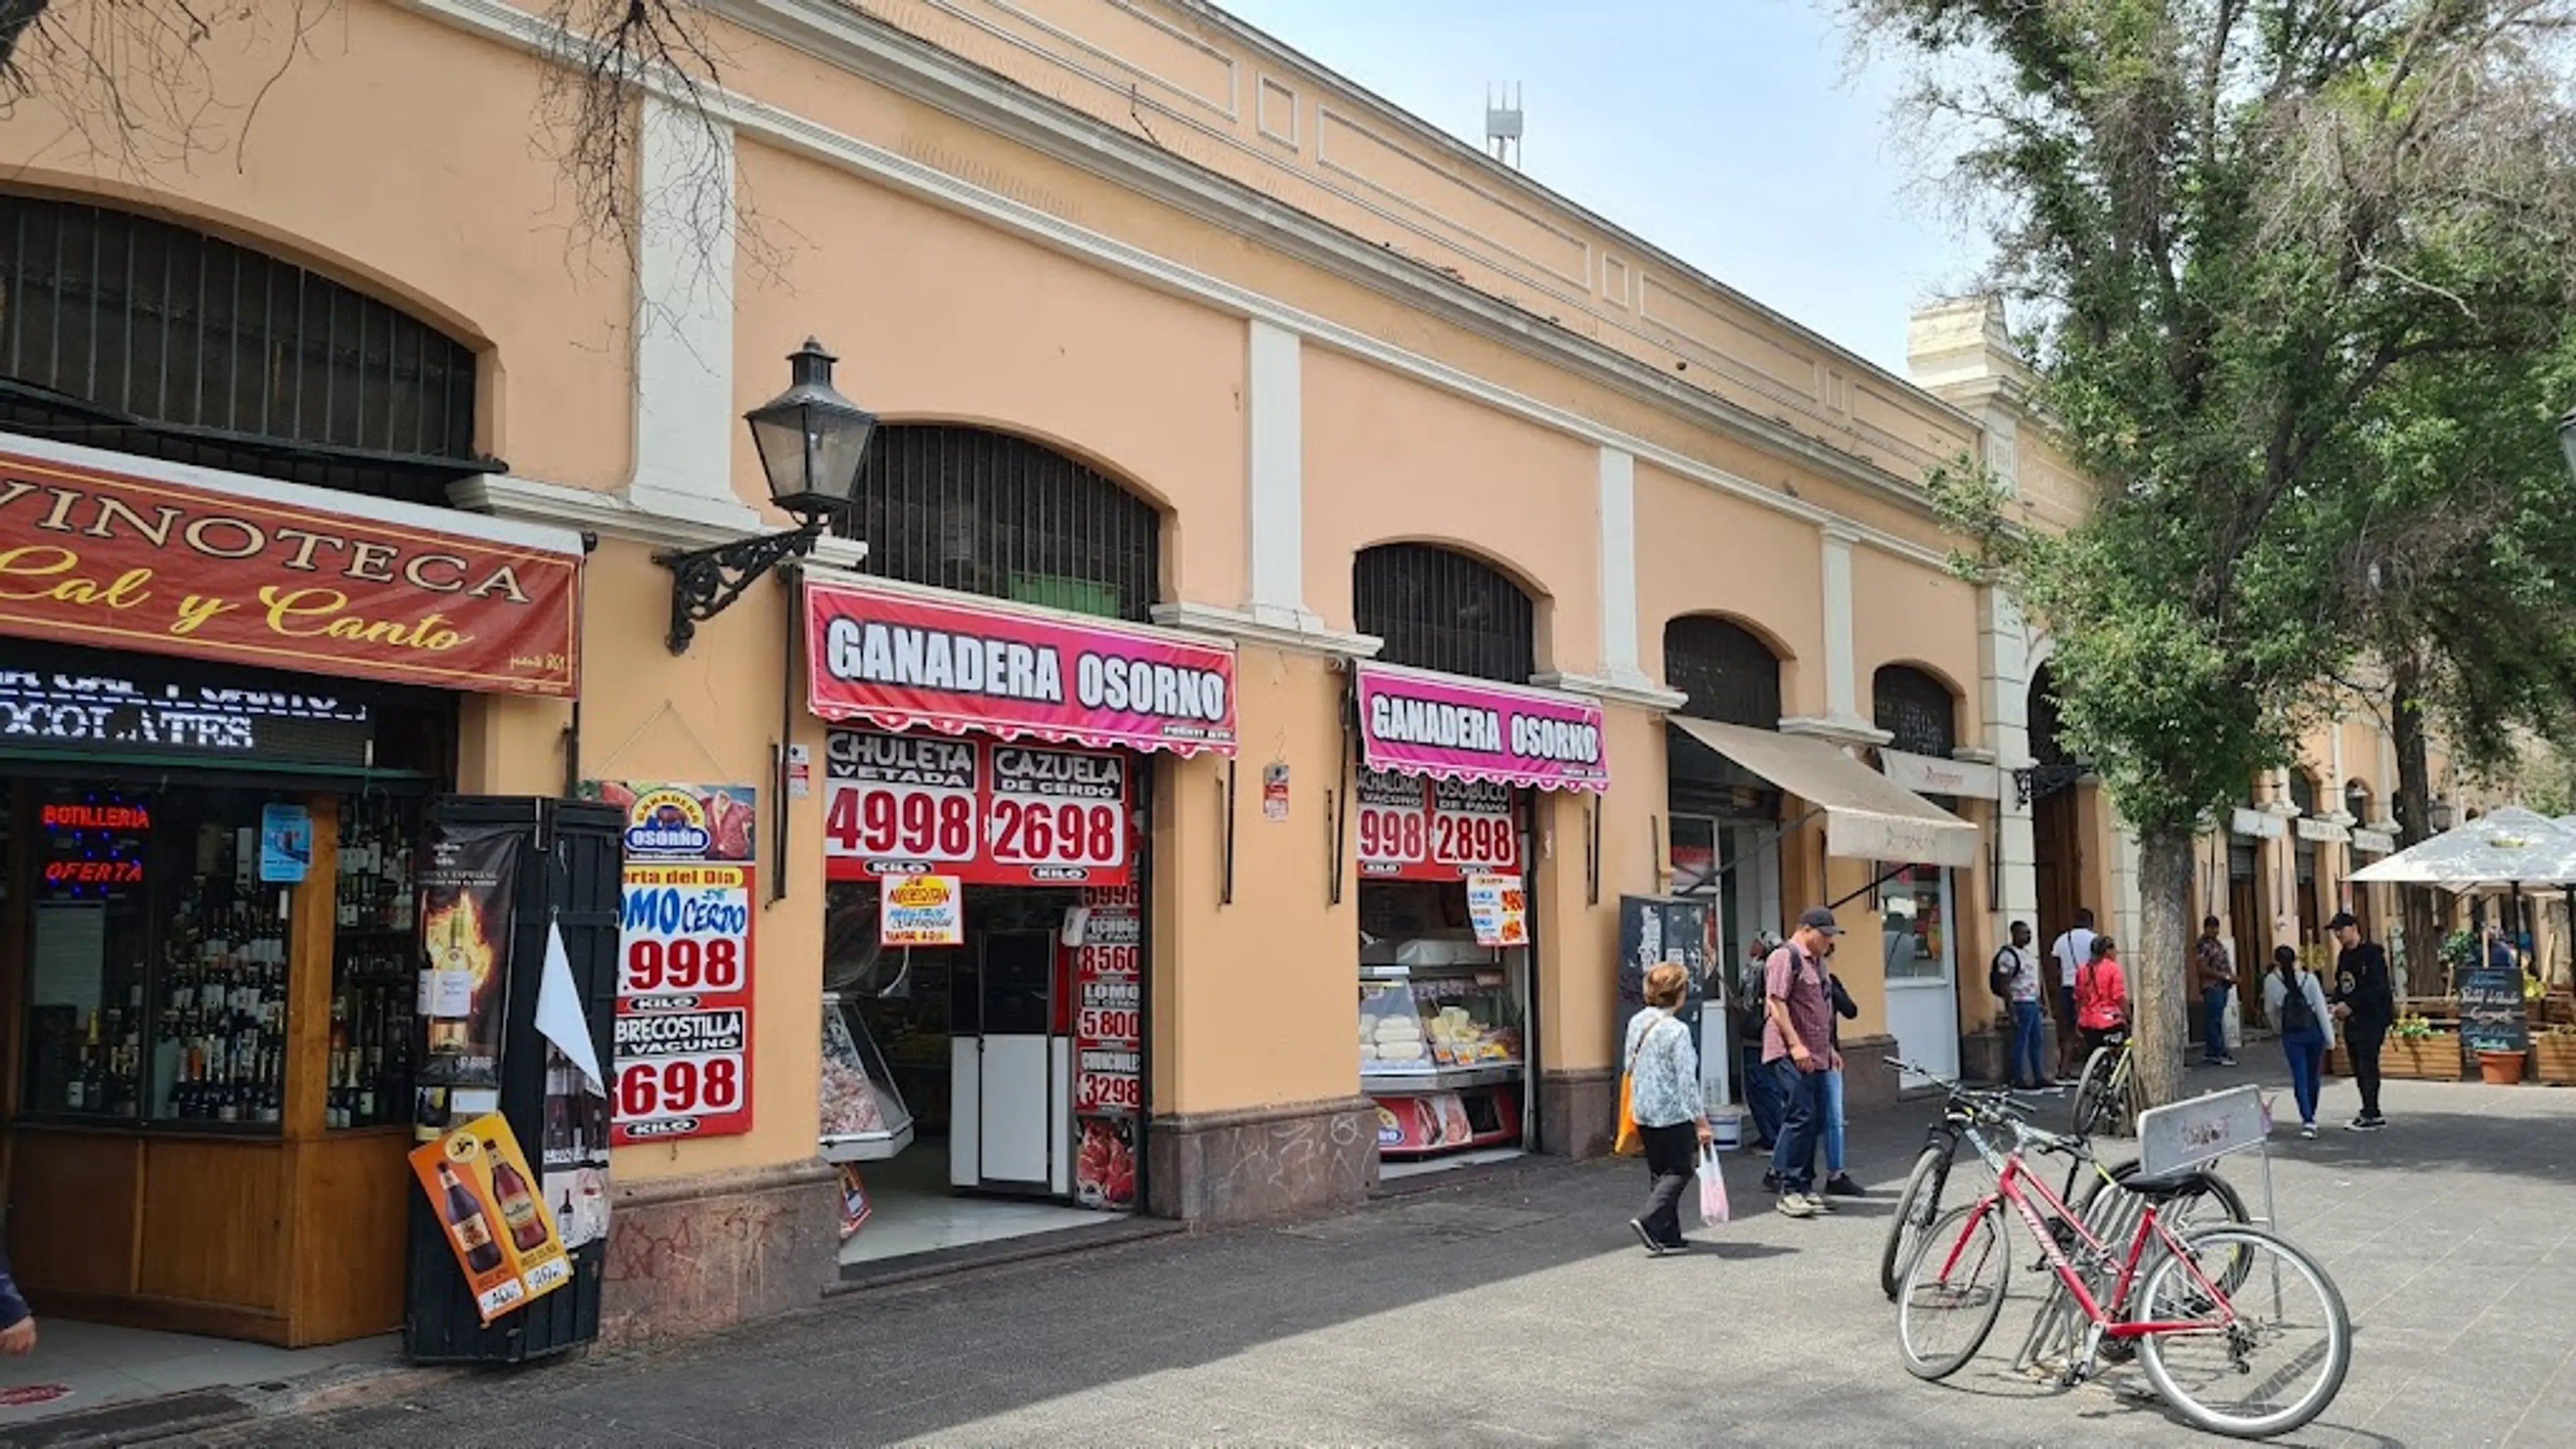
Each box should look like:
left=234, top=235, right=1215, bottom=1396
left=1667, top=716, right=1980, bottom=869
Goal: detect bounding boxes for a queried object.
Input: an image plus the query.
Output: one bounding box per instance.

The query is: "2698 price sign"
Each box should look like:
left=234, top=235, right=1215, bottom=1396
left=612, top=863, right=755, bottom=1144
left=823, top=728, right=1134, bottom=886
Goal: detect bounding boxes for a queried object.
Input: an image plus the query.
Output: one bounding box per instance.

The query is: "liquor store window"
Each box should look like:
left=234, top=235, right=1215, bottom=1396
left=7, top=646, right=453, bottom=1135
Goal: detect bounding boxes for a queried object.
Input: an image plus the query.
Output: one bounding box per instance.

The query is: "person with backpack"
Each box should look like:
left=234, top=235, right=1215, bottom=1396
left=2075, top=934, right=2129, bottom=1055
left=1990, top=920, right=2045, bottom=1089
left=2265, top=944, right=2334, bottom=1139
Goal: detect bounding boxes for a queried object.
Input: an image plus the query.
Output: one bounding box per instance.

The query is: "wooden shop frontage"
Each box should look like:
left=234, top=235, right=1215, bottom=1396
left=0, top=433, right=583, bottom=1346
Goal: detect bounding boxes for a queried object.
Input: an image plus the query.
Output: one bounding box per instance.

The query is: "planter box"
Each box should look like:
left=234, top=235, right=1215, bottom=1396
left=2534, top=1038, right=2576, bottom=1085
left=2326, top=1044, right=2351, bottom=1077
left=2380, top=1038, right=2416, bottom=1080
left=2417, top=1034, right=2464, bottom=1081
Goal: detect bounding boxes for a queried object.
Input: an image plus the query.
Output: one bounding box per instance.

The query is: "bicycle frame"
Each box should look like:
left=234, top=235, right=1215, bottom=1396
left=1940, top=1131, right=2237, bottom=1342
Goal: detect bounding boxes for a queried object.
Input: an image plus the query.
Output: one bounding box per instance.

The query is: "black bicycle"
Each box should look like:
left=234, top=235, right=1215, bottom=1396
left=1878, top=1060, right=2252, bottom=1301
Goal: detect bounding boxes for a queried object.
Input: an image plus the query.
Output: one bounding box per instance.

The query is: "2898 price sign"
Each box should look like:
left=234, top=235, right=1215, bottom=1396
left=1356, top=769, right=1523, bottom=881
left=612, top=863, right=755, bottom=1144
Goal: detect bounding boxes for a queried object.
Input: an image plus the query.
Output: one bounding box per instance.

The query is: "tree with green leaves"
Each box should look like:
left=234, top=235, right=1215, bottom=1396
left=1845, top=0, right=2576, bottom=1106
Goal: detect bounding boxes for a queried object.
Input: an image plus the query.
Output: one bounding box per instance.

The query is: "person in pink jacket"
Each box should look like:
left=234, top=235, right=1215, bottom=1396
left=2075, top=935, right=2130, bottom=1056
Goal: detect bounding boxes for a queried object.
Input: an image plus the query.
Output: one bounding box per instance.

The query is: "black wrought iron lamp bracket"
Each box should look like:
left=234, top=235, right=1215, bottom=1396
left=656, top=521, right=824, bottom=655
left=2011, top=761, right=2090, bottom=808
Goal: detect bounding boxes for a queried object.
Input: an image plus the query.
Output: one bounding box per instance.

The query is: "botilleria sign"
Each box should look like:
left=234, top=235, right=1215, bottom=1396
left=0, top=439, right=582, bottom=696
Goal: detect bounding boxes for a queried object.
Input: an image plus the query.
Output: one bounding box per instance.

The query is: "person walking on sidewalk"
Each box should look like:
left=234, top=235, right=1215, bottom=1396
left=1737, top=930, right=1784, bottom=1152
left=1766, top=907, right=1843, bottom=1220
left=1625, top=963, right=1712, bottom=1256
left=1819, top=962, right=1866, bottom=1199
left=2265, top=945, right=2334, bottom=1139
left=1996, top=920, right=2046, bottom=1089
left=0, top=1238, right=34, bottom=1355
left=2051, top=908, right=2100, bottom=1079
left=2328, top=911, right=2395, bottom=1130
left=2197, top=916, right=2239, bottom=1067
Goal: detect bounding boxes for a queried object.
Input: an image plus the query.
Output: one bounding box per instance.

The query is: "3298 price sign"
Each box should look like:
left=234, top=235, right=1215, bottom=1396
left=612, top=863, right=755, bottom=1145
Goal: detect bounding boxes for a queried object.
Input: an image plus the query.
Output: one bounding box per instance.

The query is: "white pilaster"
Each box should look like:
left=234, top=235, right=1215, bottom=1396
left=1783, top=525, right=1886, bottom=742
left=1245, top=319, right=1318, bottom=633
left=1594, top=447, right=1658, bottom=694
left=1981, top=588, right=2038, bottom=942
left=627, top=95, right=760, bottom=532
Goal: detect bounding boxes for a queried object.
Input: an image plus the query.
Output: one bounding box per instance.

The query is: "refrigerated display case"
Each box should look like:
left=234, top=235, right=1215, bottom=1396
left=819, top=991, right=916, bottom=1163
left=1358, top=932, right=1527, bottom=1157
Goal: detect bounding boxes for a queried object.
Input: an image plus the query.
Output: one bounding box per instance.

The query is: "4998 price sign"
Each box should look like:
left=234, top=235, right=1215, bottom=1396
left=612, top=862, right=755, bottom=1144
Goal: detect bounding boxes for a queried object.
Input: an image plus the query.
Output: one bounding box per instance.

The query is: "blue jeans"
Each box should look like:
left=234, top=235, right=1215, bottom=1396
left=1770, top=1058, right=1825, bottom=1193
left=2282, top=1027, right=2326, bottom=1125
left=2011, top=1000, right=2047, bottom=1085
left=2203, top=987, right=2233, bottom=1061
left=1743, top=1040, right=1783, bottom=1145
left=1821, top=1066, right=1846, bottom=1175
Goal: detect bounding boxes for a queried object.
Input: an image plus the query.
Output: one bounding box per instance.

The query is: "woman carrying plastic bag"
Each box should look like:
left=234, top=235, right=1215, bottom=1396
left=1697, top=1142, right=1731, bottom=1226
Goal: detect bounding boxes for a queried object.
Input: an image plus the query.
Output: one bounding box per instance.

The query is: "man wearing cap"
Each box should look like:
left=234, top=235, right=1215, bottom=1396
left=2327, top=912, right=2394, bottom=1130
left=1764, top=908, right=1843, bottom=1218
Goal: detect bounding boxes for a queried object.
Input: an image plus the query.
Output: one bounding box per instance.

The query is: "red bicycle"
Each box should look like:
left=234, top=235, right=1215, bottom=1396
left=1897, top=1095, right=2349, bottom=1439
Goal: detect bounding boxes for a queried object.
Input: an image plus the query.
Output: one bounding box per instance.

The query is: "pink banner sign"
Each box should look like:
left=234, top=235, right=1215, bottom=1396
left=1353, top=661, right=1609, bottom=793
left=804, top=577, right=1237, bottom=757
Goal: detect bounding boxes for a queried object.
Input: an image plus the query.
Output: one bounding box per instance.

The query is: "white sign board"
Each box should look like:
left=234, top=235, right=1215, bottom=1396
left=2137, top=1083, right=2269, bottom=1178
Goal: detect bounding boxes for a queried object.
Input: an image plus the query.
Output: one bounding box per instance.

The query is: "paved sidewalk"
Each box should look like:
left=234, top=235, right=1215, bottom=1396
left=148, top=1066, right=2576, bottom=1448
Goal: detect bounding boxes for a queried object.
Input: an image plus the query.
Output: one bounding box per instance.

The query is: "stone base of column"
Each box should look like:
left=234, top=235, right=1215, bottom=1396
left=1145, top=1095, right=1379, bottom=1225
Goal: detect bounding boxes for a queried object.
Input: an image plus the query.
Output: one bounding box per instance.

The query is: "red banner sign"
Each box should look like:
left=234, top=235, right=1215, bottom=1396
left=1356, top=768, right=1523, bottom=881
left=822, top=726, right=1135, bottom=887
left=0, top=441, right=581, bottom=696
left=804, top=576, right=1234, bottom=756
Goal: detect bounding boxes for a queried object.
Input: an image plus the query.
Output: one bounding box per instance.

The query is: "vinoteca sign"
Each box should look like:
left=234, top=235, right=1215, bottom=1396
left=804, top=576, right=1236, bottom=757
left=1354, top=661, right=1611, bottom=792
left=0, top=443, right=581, bottom=696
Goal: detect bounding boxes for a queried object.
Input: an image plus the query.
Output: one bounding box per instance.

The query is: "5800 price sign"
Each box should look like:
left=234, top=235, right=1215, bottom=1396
left=613, top=863, right=755, bottom=1145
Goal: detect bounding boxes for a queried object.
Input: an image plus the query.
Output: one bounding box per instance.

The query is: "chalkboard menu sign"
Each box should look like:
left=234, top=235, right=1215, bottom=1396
left=2459, top=964, right=2530, bottom=1054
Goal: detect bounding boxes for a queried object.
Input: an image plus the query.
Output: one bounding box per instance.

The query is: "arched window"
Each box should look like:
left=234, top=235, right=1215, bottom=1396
left=2029, top=663, right=2070, bottom=767
left=0, top=192, right=486, bottom=503
left=1874, top=665, right=1958, bottom=759
left=1353, top=543, right=1534, bottom=684
left=835, top=425, right=1162, bottom=622
left=2290, top=769, right=2320, bottom=817
left=2345, top=780, right=2373, bottom=824
left=1663, top=616, right=1780, bottom=728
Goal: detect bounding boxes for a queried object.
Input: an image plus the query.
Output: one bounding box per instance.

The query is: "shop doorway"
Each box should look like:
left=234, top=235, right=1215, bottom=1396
left=2229, top=841, right=2265, bottom=1026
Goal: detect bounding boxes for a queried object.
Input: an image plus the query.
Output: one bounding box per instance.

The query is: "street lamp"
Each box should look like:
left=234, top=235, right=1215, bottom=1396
left=2431, top=797, right=2457, bottom=832
left=658, top=338, right=879, bottom=653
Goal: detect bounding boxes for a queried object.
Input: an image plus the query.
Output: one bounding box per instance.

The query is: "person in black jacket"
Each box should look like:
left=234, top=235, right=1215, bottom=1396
left=2328, top=911, right=2395, bottom=1131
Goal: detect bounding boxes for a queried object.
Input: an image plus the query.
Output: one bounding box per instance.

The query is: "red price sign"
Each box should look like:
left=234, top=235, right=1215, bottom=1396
left=1430, top=778, right=1520, bottom=871
left=1077, top=1064, right=1144, bottom=1113
left=824, top=730, right=1134, bottom=886
left=989, top=796, right=1125, bottom=871
left=1357, top=769, right=1428, bottom=872
left=612, top=863, right=755, bottom=1145
left=824, top=780, right=978, bottom=864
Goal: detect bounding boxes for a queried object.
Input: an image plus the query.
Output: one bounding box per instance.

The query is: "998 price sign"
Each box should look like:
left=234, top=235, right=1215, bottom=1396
left=612, top=863, right=755, bottom=1144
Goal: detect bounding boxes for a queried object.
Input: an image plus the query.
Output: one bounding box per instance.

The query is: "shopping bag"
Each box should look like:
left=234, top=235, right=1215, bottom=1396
left=2223, top=991, right=2244, bottom=1051
left=1696, top=1143, right=1731, bottom=1226
left=1613, top=1073, right=1644, bottom=1157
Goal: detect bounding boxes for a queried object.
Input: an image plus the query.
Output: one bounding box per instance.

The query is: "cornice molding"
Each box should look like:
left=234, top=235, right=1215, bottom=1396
left=1534, top=670, right=1689, bottom=714
left=390, top=0, right=1957, bottom=574
left=1149, top=602, right=1382, bottom=659
left=1779, top=714, right=1894, bottom=749
left=450, top=473, right=767, bottom=551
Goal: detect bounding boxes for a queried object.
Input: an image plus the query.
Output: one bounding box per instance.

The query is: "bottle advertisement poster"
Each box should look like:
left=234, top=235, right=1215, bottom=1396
left=415, top=820, right=520, bottom=1091
left=409, top=1112, right=572, bottom=1324
left=584, top=782, right=758, bottom=1147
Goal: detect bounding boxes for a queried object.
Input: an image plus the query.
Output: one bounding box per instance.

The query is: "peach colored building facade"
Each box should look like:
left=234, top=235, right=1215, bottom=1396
left=0, top=0, right=2161, bottom=1346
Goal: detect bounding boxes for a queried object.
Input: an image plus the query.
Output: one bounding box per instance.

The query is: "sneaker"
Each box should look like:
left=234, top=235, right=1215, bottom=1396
left=1825, top=1173, right=1867, bottom=1198
left=1761, top=1170, right=1780, bottom=1193
left=2300, top=1123, right=2318, bottom=1139
left=2219, top=1055, right=2239, bottom=1067
left=1629, top=1218, right=1664, bottom=1255
left=1776, top=1193, right=1819, bottom=1220
left=2347, top=1115, right=2385, bottom=1132
left=1807, top=1189, right=1838, bottom=1214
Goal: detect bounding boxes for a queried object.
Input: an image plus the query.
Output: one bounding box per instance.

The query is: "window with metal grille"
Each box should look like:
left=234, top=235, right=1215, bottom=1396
left=835, top=425, right=1163, bottom=623
left=1353, top=544, right=1534, bottom=684
left=0, top=193, right=488, bottom=503
left=1874, top=665, right=1957, bottom=758
left=1662, top=616, right=1781, bottom=727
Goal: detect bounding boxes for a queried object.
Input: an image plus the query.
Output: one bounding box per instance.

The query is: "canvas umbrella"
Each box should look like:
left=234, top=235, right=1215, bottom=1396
left=2346, top=806, right=2576, bottom=888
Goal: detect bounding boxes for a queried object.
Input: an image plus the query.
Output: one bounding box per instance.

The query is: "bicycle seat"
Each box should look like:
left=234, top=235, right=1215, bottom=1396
left=2116, top=1168, right=2202, bottom=1199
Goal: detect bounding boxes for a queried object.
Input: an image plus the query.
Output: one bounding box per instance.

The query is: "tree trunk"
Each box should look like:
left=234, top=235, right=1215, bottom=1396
left=2132, top=826, right=2194, bottom=1111
left=2390, top=661, right=2443, bottom=994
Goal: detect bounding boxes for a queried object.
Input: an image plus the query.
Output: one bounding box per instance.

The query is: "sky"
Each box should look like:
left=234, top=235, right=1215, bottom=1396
left=1210, top=0, right=1987, bottom=376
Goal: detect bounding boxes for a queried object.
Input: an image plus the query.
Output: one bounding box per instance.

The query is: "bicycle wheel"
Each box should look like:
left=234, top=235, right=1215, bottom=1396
left=1880, top=1142, right=1951, bottom=1301
left=1896, top=1203, right=2011, bottom=1381
left=2072, top=1046, right=2123, bottom=1137
left=2135, top=1227, right=2351, bottom=1439
left=2077, top=1160, right=2255, bottom=1295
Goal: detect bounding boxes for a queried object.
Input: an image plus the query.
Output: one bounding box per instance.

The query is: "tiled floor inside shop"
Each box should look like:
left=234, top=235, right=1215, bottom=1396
left=837, top=1140, right=1115, bottom=1269
left=0, top=1319, right=393, bottom=1427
